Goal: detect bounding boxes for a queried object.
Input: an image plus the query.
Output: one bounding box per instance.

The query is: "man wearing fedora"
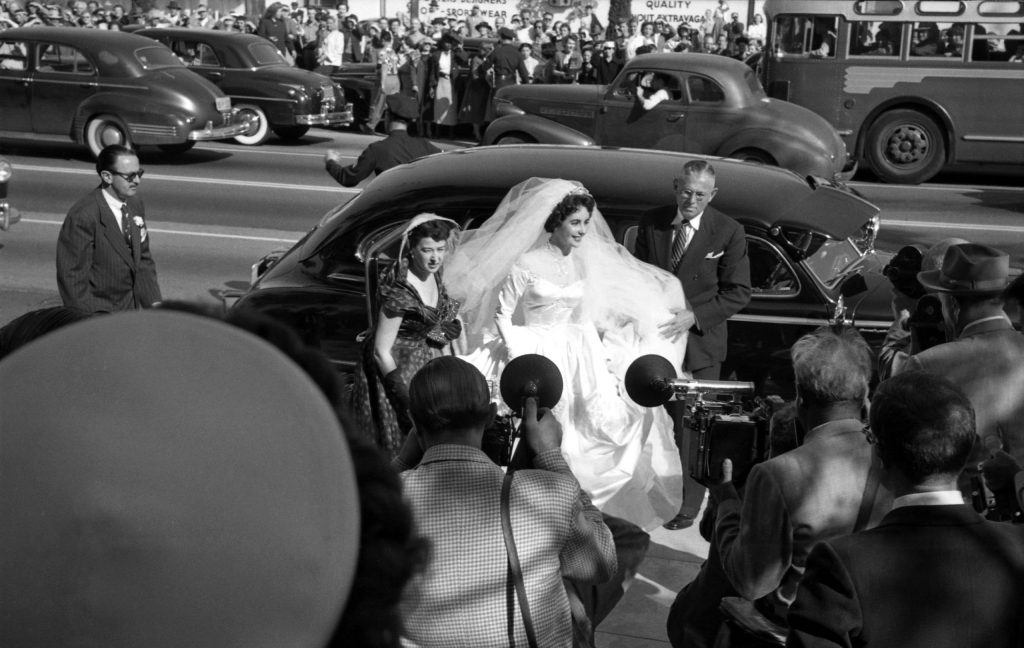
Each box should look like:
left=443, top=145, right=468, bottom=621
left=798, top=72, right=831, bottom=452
left=901, top=242, right=1024, bottom=522
left=324, top=94, right=440, bottom=187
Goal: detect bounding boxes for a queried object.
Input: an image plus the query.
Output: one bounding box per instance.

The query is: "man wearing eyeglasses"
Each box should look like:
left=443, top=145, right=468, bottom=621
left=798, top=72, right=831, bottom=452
left=57, top=144, right=162, bottom=313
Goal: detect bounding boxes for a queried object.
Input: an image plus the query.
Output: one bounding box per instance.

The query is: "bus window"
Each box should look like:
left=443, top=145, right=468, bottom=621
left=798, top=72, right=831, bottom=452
left=910, top=22, right=946, bottom=56
left=849, top=20, right=902, bottom=55
left=942, top=23, right=967, bottom=57
left=973, top=23, right=1023, bottom=60
left=774, top=15, right=839, bottom=57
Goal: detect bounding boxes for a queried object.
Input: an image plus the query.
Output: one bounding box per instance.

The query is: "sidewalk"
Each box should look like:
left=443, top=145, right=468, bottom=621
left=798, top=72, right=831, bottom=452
left=597, top=507, right=711, bottom=647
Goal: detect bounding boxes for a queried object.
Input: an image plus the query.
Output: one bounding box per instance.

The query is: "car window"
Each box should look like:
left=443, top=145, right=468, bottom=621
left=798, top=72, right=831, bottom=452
left=686, top=75, right=725, bottom=104
left=748, top=237, right=799, bottom=297
left=135, top=45, right=185, bottom=69
left=249, top=41, right=286, bottom=65
left=170, top=39, right=220, bottom=66
left=37, top=43, right=94, bottom=74
left=0, top=40, right=28, bottom=71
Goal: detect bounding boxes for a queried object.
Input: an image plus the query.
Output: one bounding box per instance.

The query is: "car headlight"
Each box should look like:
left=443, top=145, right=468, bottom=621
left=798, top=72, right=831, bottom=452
left=281, top=83, right=308, bottom=100
left=0, top=159, right=12, bottom=183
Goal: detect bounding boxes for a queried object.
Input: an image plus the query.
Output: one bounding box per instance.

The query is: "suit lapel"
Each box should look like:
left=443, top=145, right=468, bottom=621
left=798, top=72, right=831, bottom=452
left=96, top=190, right=134, bottom=267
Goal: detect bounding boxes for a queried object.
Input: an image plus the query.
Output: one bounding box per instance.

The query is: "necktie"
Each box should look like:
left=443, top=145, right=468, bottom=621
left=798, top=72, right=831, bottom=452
left=120, top=204, right=133, bottom=251
left=670, top=221, right=690, bottom=269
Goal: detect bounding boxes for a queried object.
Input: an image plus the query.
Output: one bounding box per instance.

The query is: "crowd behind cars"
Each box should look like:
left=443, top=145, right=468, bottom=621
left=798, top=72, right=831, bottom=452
left=0, top=0, right=768, bottom=137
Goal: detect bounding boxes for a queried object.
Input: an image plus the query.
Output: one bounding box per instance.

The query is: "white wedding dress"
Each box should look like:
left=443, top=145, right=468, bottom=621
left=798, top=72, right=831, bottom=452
left=449, top=178, right=689, bottom=530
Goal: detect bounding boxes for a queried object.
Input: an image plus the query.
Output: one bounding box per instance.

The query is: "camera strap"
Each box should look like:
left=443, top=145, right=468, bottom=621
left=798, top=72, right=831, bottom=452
left=502, top=471, right=539, bottom=648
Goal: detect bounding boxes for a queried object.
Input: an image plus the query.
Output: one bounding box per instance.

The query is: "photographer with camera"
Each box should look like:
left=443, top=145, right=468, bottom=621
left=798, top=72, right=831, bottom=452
left=392, top=356, right=617, bottom=647
left=878, top=238, right=966, bottom=380
left=668, top=328, right=892, bottom=647
left=898, top=243, right=1024, bottom=523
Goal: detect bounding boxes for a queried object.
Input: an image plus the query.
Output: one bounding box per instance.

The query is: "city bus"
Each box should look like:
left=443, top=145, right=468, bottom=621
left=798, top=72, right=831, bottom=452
left=761, top=0, right=1024, bottom=184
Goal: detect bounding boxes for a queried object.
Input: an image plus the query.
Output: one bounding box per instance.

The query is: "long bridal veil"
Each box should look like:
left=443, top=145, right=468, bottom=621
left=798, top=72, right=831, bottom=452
left=446, top=177, right=690, bottom=382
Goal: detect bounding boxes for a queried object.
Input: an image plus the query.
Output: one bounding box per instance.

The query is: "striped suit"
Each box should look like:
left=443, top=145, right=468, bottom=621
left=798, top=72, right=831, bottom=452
left=56, top=187, right=161, bottom=313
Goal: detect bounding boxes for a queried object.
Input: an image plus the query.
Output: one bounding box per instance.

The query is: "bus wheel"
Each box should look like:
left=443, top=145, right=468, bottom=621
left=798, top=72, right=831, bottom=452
left=866, top=109, right=945, bottom=184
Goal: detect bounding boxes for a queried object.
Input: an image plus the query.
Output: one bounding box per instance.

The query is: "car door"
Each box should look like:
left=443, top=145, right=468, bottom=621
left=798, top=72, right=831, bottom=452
left=0, top=38, right=32, bottom=133
left=31, top=42, right=98, bottom=136
left=598, top=68, right=689, bottom=150
left=676, top=73, right=743, bottom=156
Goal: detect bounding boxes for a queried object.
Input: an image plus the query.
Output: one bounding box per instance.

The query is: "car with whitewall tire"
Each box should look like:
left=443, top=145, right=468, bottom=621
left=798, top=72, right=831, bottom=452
left=0, top=27, right=249, bottom=156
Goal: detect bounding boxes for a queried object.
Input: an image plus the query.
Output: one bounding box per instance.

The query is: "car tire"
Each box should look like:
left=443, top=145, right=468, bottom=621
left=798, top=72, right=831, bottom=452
left=496, top=133, right=535, bottom=145
left=865, top=109, right=945, bottom=185
left=731, top=148, right=776, bottom=165
left=157, top=141, right=196, bottom=154
left=272, top=125, right=310, bottom=140
left=233, top=104, right=271, bottom=146
left=85, top=115, right=132, bottom=157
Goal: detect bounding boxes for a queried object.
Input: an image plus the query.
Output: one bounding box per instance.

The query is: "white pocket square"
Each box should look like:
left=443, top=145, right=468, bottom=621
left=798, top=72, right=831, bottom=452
left=705, top=251, right=724, bottom=259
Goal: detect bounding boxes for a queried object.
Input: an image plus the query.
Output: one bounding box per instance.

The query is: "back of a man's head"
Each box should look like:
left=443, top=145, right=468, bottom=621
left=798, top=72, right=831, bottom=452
left=870, top=371, right=976, bottom=484
left=410, top=356, right=492, bottom=438
left=791, top=327, right=873, bottom=408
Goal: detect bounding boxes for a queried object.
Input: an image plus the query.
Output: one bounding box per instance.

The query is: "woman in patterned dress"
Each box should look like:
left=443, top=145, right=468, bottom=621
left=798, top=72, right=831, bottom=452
left=352, top=214, right=462, bottom=457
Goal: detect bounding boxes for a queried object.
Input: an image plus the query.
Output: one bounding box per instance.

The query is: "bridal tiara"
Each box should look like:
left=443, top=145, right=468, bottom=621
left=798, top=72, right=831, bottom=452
left=568, top=185, right=591, bottom=198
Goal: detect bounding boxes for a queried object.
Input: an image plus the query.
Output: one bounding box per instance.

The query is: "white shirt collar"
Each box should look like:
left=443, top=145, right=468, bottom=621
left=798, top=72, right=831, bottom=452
left=675, top=209, right=703, bottom=231
left=101, top=187, right=127, bottom=234
left=892, top=490, right=964, bottom=509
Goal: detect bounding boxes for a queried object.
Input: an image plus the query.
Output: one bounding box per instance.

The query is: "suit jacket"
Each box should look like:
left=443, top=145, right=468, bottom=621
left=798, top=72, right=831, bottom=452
left=56, top=187, right=161, bottom=313
left=325, top=130, right=441, bottom=187
left=399, top=444, right=616, bottom=647
left=398, top=57, right=429, bottom=101
left=635, top=205, right=751, bottom=371
left=712, top=419, right=893, bottom=623
left=903, top=318, right=1024, bottom=465
left=787, top=504, right=1024, bottom=648
left=426, top=48, right=469, bottom=90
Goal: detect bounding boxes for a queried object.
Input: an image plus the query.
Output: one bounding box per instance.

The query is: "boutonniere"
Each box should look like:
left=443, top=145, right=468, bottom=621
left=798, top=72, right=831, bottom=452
left=132, top=216, right=148, bottom=242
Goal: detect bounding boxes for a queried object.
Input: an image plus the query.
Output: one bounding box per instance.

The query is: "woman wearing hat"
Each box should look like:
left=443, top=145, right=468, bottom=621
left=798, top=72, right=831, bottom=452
left=427, top=31, right=466, bottom=137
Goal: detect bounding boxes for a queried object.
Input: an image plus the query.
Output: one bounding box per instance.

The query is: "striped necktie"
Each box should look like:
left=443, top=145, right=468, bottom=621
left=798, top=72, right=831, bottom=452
left=670, top=221, right=690, bottom=269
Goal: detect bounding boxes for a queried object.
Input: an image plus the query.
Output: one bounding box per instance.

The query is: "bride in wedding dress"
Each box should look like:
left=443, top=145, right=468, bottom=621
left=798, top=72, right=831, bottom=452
left=446, top=177, right=693, bottom=530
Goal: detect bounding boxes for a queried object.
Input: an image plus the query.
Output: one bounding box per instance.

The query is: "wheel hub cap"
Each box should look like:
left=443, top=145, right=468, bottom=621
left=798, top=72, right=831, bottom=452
left=886, top=125, right=928, bottom=164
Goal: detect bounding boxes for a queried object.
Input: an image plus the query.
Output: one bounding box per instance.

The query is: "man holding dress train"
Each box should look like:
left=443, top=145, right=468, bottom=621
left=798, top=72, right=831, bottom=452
left=634, top=159, right=752, bottom=529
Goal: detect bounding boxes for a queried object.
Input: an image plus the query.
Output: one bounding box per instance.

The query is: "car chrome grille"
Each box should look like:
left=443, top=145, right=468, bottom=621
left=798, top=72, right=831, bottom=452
left=319, top=83, right=335, bottom=111
left=129, top=123, right=177, bottom=137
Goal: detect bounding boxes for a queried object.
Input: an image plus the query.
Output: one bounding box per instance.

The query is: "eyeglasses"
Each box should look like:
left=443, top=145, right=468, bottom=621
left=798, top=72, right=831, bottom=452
left=602, top=46, right=615, bottom=50
left=110, top=169, right=144, bottom=182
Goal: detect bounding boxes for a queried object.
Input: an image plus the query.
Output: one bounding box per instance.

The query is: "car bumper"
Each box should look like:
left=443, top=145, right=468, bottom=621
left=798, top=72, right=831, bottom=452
left=0, top=200, right=20, bottom=232
left=187, top=119, right=252, bottom=141
left=296, top=108, right=353, bottom=126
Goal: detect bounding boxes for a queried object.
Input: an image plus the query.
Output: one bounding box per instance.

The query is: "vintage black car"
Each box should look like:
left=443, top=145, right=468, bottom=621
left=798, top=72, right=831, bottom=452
left=138, top=29, right=351, bottom=145
left=483, top=53, right=854, bottom=183
left=234, top=145, right=891, bottom=389
left=0, top=155, right=17, bottom=231
left=0, top=27, right=250, bottom=156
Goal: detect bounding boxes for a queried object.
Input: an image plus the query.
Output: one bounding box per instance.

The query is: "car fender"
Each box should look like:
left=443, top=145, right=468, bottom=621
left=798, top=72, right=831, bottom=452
left=715, top=127, right=838, bottom=178
left=482, top=114, right=594, bottom=146
left=72, top=93, right=190, bottom=144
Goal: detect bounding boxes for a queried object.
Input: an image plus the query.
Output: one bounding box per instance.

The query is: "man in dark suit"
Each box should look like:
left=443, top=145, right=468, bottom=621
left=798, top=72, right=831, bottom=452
left=56, top=145, right=161, bottom=313
left=634, top=159, right=751, bottom=529
left=324, top=94, right=441, bottom=187
left=899, top=243, right=1024, bottom=521
left=788, top=370, right=1024, bottom=648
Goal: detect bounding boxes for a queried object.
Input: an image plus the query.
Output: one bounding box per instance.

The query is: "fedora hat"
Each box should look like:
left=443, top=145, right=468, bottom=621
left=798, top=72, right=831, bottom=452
left=386, top=93, right=420, bottom=121
left=918, top=243, right=1009, bottom=296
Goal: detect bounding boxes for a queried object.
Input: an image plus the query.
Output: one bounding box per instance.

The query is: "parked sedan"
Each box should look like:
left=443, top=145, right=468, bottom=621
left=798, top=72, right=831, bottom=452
left=0, top=27, right=249, bottom=156
left=138, top=29, right=351, bottom=145
left=483, top=53, right=854, bottom=182
left=234, top=145, right=889, bottom=389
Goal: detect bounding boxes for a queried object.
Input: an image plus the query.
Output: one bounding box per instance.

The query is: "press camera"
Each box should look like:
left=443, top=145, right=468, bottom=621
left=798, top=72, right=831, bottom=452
left=481, top=354, right=563, bottom=469
left=625, top=354, right=777, bottom=486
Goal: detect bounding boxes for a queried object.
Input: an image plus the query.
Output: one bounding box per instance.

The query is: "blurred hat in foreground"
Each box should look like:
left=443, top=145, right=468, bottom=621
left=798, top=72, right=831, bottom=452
left=0, top=310, right=360, bottom=648
left=918, top=243, right=1009, bottom=296
left=386, top=93, right=420, bottom=120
